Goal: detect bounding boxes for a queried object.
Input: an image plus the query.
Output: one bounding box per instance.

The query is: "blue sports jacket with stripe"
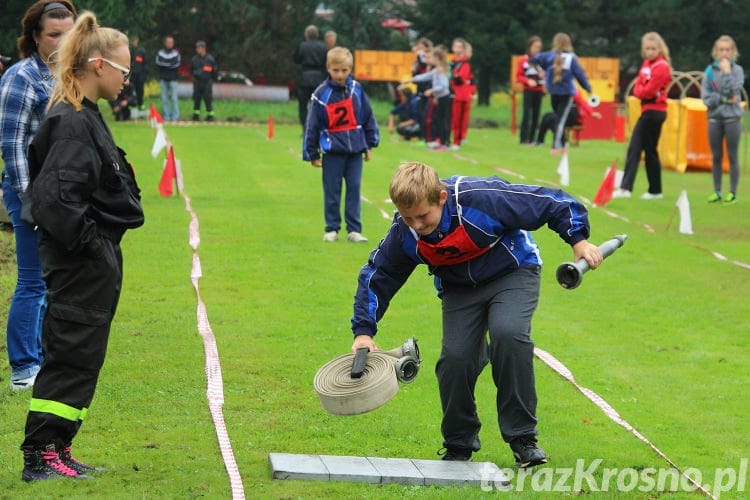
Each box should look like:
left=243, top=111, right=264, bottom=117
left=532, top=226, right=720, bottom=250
left=351, top=175, right=591, bottom=336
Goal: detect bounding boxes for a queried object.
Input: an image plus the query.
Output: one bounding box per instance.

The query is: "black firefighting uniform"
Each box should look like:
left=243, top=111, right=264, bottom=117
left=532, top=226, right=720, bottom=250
left=21, top=98, right=144, bottom=450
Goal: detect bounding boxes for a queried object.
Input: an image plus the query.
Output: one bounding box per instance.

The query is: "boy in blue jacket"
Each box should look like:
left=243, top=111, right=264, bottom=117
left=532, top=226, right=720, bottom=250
left=303, top=47, right=379, bottom=243
left=350, top=162, right=603, bottom=467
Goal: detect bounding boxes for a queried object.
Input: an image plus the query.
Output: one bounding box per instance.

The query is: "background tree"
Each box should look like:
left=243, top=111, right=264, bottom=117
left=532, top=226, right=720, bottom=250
left=2, top=0, right=749, bottom=104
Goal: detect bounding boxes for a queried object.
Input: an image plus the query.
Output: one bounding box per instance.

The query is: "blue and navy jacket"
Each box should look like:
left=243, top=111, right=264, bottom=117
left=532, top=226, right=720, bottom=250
left=530, top=50, right=591, bottom=96
left=351, top=176, right=591, bottom=336
left=303, top=75, right=379, bottom=161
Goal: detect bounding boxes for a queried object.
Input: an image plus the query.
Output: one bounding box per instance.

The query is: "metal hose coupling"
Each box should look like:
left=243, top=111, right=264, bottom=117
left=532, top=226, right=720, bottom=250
left=314, top=338, right=422, bottom=415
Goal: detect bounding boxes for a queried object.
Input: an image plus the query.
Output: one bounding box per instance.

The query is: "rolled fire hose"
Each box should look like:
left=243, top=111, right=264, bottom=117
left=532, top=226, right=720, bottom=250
left=314, top=338, right=421, bottom=416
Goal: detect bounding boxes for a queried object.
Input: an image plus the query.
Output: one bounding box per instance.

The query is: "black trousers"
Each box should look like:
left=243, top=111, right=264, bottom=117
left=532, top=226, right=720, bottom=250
left=520, top=90, right=543, bottom=144
left=431, top=95, right=452, bottom=145
left=297, top=85, right=316, bottom=127
left=131, top=73, right=146, bottom=108
left=621, top=110, right=666, bottom=193
left=23, top=236, right=122, bottom=450
left=437, top=266, right=541, bottom=450
left=193, top=80, right=213, bottom=113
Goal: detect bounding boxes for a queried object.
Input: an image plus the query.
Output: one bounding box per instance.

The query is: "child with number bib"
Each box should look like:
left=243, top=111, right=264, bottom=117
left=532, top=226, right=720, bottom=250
left=303, top=47, right=379, bottom=243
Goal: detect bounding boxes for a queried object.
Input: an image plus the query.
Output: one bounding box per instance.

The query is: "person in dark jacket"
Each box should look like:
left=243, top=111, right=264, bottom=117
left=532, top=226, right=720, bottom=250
left=350, top=162, right=603, bottom=468
left=129, top=35, right=147, bottom=111
left=19, top=12, right=144, bottom=481
left=303, top=47, right=379, bottom=243
left=294, top=25, right=327, bottom=129
left=191, top=40, right=217, bottom=121
left=155, top=35, right=180, bottom=121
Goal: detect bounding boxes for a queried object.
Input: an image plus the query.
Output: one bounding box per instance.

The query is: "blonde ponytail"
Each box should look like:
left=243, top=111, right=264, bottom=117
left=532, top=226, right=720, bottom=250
left=49, top=11, right=128, bottom=111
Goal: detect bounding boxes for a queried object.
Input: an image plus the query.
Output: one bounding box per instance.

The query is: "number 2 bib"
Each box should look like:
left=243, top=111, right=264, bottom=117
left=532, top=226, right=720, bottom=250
left=325, top=97, right=358, bottom=133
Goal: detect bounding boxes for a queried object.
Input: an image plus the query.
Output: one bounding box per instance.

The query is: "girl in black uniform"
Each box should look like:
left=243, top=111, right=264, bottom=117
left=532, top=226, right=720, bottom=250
left=20, top=11, right=144, bottom=481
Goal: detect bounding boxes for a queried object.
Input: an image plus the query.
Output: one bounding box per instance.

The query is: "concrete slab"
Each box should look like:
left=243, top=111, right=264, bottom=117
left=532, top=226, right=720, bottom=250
left=269, top=452, right=329, bottom=481
left=319, top=454, right=380, bottom=484
left=367, top=457, right=424, bottom=485
left=269, top=453, right=510, bottom=489
left=412, top=458, right=481, bottom=487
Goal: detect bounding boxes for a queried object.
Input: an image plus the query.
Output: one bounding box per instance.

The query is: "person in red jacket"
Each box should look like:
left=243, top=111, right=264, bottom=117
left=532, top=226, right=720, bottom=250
left=449, top=38, right=475, bottom=150
left=613, top=32, right=672, bottom=200
left=516, top=35, right=545, bottom=144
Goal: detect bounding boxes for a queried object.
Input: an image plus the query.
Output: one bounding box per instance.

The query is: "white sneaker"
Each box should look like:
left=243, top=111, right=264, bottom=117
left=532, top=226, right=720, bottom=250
left=612, top=188, right=632, bottom=199
left=346, top=231, right=368, bottom=243
left=426, top=141, right=439, bottom=149
left=323, top=231, right=338, bottom=242
left=10, top=373, right=37, bottom=392
left=640, top=192, right=663, bottom=200
left=449, top=144, right=460, bottom=151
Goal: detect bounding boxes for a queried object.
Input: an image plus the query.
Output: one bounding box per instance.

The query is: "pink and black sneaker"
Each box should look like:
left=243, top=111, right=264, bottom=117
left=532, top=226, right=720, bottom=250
left=59, top=446, right=105, bottom=474
left=21, top=444, right=91, bottom=482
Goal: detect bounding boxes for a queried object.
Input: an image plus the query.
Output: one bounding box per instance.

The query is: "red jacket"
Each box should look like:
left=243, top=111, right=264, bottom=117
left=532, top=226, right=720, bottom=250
left=515, top=54, right=545, bottom=93
left=450, top=56, right=475, bottom=101
left=633, top=55, right=670, bottom=112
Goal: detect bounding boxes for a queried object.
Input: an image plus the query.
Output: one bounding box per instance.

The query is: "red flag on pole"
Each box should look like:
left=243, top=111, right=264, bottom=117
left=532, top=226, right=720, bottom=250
left=268, top=113, right=274, bottom=140
left=158, top=145, right=177, bottom=197
left=593, top=160, right=617, bottom=207
left=149, top=103, right=164, bottom=128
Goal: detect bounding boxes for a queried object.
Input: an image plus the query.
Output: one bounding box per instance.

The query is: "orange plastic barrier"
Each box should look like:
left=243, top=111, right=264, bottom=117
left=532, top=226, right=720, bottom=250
left=627, top=96, right=729, bottom=172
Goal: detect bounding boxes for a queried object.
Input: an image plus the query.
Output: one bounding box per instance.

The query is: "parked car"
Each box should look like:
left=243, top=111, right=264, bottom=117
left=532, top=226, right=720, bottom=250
left=216, top=71, right=253, bottom=86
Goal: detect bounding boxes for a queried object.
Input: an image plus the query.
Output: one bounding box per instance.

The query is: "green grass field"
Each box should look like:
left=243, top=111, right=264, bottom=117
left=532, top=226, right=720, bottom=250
left=0, top=100, right=748, bottom=498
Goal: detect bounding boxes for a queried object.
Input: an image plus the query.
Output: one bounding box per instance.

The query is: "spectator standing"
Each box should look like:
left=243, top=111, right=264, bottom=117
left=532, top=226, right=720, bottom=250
left=449, top=38, right=475, bottom=150
left=303, top=47, right=379, bottom=243
left=411, top=38, right=433, bottom=141
left=406, top=45, right=452, bottom=149
left=129, top=35, right=147, bottom=111
left=0, top=0, right=77, bottom=392
left=294, top=25, right=327, bottom=129
left=191, top=40, right=217, bottom=122
left=325, top=30, right=337, bottom=50
left=516, top=35, right=545, bottom=144
left=613, top=32, right=672, bottom=200
left=20, top=11, right=144, bottom=481
left=155, top=35, right=180, bottom=121
left=531, top=33, right=591, bottom=152
left=701, top=35, right=744, bottom=205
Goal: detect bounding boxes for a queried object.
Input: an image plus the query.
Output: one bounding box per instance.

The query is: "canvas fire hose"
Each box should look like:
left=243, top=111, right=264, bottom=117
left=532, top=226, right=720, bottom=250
left=314, top=338, right=421, bottom=416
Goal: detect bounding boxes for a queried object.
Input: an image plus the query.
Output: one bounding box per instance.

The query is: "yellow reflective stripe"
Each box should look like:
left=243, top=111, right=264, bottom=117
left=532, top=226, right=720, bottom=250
left=29, top=398, right=87, bottom=422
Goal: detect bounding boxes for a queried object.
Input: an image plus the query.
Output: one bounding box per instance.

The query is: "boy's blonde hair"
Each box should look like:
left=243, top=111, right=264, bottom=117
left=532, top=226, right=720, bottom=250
left=431, top=45, right=449, bottom=74
left=641, top=32, right=672, bottom=65
left=712, top=35, right=739, bottom=61
left=50, top=11, right=128, bottom=111
left=327, top=46, right=353, bottom=68
left=389, top=162, right=446, bottom=209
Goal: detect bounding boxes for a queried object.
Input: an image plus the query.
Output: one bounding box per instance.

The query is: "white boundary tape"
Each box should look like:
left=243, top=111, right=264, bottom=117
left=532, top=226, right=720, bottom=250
left=534, top=347, right=715, bottom=499
left=184, top=196, right=246, bottom=497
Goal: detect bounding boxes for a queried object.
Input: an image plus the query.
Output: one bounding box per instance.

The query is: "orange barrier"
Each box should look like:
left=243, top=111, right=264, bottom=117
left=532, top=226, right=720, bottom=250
left=627, top=96, right=729, bottom=172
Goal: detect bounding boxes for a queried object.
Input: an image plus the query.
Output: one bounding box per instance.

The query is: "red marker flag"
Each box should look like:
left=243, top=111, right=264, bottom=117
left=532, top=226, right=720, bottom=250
left=593, top=160, right=617, bottom=207
left=149, top=103, right=164, bottom=128
left=158, top=145, right=177, bottom=197
left=268, top=113, right=274, bottom=140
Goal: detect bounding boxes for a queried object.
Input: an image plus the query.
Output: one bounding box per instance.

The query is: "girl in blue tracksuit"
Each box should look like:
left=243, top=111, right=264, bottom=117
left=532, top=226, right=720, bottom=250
left=350, top=162, right=603, bottom=467
left=303, top=47, right=379, bottom=243
left=531, top=33, right=592, bottom=150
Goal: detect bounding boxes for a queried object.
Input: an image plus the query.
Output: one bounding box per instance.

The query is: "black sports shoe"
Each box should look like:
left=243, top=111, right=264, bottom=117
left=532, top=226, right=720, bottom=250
left=21, top=444, right=91, bottom=482
left=437, top=446, right=473, bottom=461
left=510, top=436, right=548, bottom=468
left=59, top=446, right=105, bottom=474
